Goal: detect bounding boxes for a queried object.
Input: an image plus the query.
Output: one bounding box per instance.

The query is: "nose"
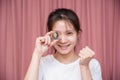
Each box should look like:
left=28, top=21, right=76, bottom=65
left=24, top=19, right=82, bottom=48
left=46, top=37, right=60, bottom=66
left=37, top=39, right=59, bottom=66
left=59, top=34, right=67, bottom=43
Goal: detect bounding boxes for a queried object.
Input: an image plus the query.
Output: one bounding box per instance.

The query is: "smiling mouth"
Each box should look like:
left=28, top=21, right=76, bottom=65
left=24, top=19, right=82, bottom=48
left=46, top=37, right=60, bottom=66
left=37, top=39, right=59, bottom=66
left=57, top=44, right=70, bottom=50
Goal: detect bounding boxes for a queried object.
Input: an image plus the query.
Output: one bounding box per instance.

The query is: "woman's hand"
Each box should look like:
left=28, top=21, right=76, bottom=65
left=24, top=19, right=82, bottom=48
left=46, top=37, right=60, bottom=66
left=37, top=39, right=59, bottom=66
left=34, top=31, right=58, bottom=56
left=79, top=46, right=95, bottom=66
left=25, top=31, right=58, bottom=80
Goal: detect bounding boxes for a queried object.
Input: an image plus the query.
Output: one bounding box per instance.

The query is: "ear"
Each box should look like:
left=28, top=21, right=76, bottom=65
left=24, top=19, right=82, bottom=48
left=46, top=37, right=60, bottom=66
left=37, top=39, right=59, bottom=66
left=77, top=31, right=82, bottom=38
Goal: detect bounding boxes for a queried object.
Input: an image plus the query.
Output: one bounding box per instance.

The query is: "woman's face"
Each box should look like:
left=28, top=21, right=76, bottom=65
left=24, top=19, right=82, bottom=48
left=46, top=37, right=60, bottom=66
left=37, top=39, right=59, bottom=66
left=52, top=20, right=79, bottom=55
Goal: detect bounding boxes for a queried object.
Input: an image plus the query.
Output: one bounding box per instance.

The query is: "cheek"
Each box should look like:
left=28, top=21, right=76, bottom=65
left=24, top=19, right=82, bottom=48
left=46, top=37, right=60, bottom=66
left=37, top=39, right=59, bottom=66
left=68, top=36, right=78, bottom=44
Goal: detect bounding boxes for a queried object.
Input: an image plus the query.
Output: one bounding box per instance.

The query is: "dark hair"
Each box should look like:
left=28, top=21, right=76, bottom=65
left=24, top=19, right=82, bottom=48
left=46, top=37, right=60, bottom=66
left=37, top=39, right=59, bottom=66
left=47, top=8, right=82, bottom=34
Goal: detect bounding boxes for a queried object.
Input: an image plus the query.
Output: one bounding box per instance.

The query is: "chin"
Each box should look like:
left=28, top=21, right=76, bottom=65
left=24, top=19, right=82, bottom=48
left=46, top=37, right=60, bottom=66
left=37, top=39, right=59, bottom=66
left=53, top=44, right=75, bottom=54
left=56, top=49, right=73, bottom=55
left=58, top=51, right=69, bottom=55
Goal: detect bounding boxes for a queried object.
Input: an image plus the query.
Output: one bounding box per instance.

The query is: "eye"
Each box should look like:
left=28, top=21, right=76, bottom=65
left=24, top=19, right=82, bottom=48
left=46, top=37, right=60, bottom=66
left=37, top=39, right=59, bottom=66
left=66, top=32, right=73, bottom=35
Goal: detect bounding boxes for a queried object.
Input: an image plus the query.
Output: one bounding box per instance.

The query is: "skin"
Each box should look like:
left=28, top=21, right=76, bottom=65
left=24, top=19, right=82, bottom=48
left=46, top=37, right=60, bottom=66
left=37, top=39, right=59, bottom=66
left=52, top=20, right=79, bottom=64
left=24, top=20, right=95, bottom=80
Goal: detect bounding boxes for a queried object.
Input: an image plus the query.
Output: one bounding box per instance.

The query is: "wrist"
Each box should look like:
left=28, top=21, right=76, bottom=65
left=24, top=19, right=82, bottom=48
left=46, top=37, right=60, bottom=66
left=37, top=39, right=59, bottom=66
left=80, top=64, right=92, bottom=80
left=33, top=49, right=43, bottom=59
left=80, top=64, right=89, bottom=69
left=80, top=61, right=89, bottom=67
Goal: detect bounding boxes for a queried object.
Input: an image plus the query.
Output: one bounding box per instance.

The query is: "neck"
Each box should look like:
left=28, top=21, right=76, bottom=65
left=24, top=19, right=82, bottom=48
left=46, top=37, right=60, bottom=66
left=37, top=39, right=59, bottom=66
left=53, top=50, right=79, bottom=64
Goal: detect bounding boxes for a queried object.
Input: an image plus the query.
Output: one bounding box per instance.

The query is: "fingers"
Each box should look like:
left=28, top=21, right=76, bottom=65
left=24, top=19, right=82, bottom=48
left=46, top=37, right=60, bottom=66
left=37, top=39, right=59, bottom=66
left=85, top=46, right=95, bottom=57
left=44, top=35, right=50, bottom=46
left=36, top=37, right=44, bottom=45
left=50, top=39, right=58, bottom=47
left=79, top=46, right=95, bottom=60
left=46, top=31, right=56, bottom=36
left=36, top=31, right=58, bottom=47
left=34, top=31, right=58, bottom=54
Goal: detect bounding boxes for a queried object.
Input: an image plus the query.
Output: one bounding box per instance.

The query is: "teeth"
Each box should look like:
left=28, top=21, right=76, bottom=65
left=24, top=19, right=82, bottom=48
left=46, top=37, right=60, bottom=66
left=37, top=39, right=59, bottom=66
left=58, top=44, right=70, bottom=50
left=58, top=44, right=70, bottom=47
left=59, top=46, right=67, bottom=50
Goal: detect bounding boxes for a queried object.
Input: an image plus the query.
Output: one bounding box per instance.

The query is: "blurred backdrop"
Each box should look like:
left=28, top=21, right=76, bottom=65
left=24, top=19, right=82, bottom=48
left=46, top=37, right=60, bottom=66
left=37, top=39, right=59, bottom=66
left=0, top=0, right=120, bottom=80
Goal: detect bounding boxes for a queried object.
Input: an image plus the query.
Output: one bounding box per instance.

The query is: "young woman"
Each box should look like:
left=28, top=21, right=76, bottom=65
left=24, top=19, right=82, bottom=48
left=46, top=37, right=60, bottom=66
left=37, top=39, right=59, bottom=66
left=24, top=8, right=102, bottom=80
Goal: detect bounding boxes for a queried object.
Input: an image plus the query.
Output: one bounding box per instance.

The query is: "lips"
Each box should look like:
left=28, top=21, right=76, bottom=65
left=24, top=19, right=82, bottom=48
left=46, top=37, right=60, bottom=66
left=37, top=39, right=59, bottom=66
left=57, top=44, right=70, bottom=50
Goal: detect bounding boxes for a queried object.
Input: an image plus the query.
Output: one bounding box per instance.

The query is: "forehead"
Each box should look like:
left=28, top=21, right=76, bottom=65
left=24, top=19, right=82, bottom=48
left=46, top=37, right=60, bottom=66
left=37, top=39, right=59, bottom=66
left=52, top=20, right=75, bottom=31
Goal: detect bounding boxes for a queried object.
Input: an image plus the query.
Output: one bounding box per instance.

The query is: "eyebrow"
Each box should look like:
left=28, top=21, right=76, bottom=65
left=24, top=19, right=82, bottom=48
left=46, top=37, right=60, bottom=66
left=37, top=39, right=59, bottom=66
left=53, top=30, right=74, bottom=32
left=66, top=30, right=75, bottom=32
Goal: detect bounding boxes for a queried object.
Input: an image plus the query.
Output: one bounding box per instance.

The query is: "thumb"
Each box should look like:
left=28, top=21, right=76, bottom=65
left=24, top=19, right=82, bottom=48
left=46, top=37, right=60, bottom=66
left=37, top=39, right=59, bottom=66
left=49, top=39, right=58, bottom=47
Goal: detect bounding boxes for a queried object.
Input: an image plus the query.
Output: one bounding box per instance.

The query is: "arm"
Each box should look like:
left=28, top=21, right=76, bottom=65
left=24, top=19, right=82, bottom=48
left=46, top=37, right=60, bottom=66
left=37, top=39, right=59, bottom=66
left=80, top=59, right=102, bottom=80
left=24, top=31, right=58, bottom=80
left=79, top=46, right=95, bottom=80
left=80, top=64, right=92, bottom=80
left=24, top=49, right=42, bottom=80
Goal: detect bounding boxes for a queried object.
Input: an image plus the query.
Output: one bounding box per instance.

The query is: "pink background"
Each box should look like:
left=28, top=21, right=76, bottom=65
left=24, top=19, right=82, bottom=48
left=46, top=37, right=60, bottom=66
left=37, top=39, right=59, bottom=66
left=0, top=0, right=120, bottom=80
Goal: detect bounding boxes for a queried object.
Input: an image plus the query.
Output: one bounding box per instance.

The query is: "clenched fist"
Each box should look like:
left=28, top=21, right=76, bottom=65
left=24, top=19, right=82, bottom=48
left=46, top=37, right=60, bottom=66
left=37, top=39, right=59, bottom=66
left=79, top=46, right=95, bottom=66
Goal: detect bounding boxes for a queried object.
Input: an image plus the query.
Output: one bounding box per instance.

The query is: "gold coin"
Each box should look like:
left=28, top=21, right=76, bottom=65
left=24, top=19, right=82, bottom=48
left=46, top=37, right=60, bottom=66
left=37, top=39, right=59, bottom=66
left=52, top=32, right=59, bottom=40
